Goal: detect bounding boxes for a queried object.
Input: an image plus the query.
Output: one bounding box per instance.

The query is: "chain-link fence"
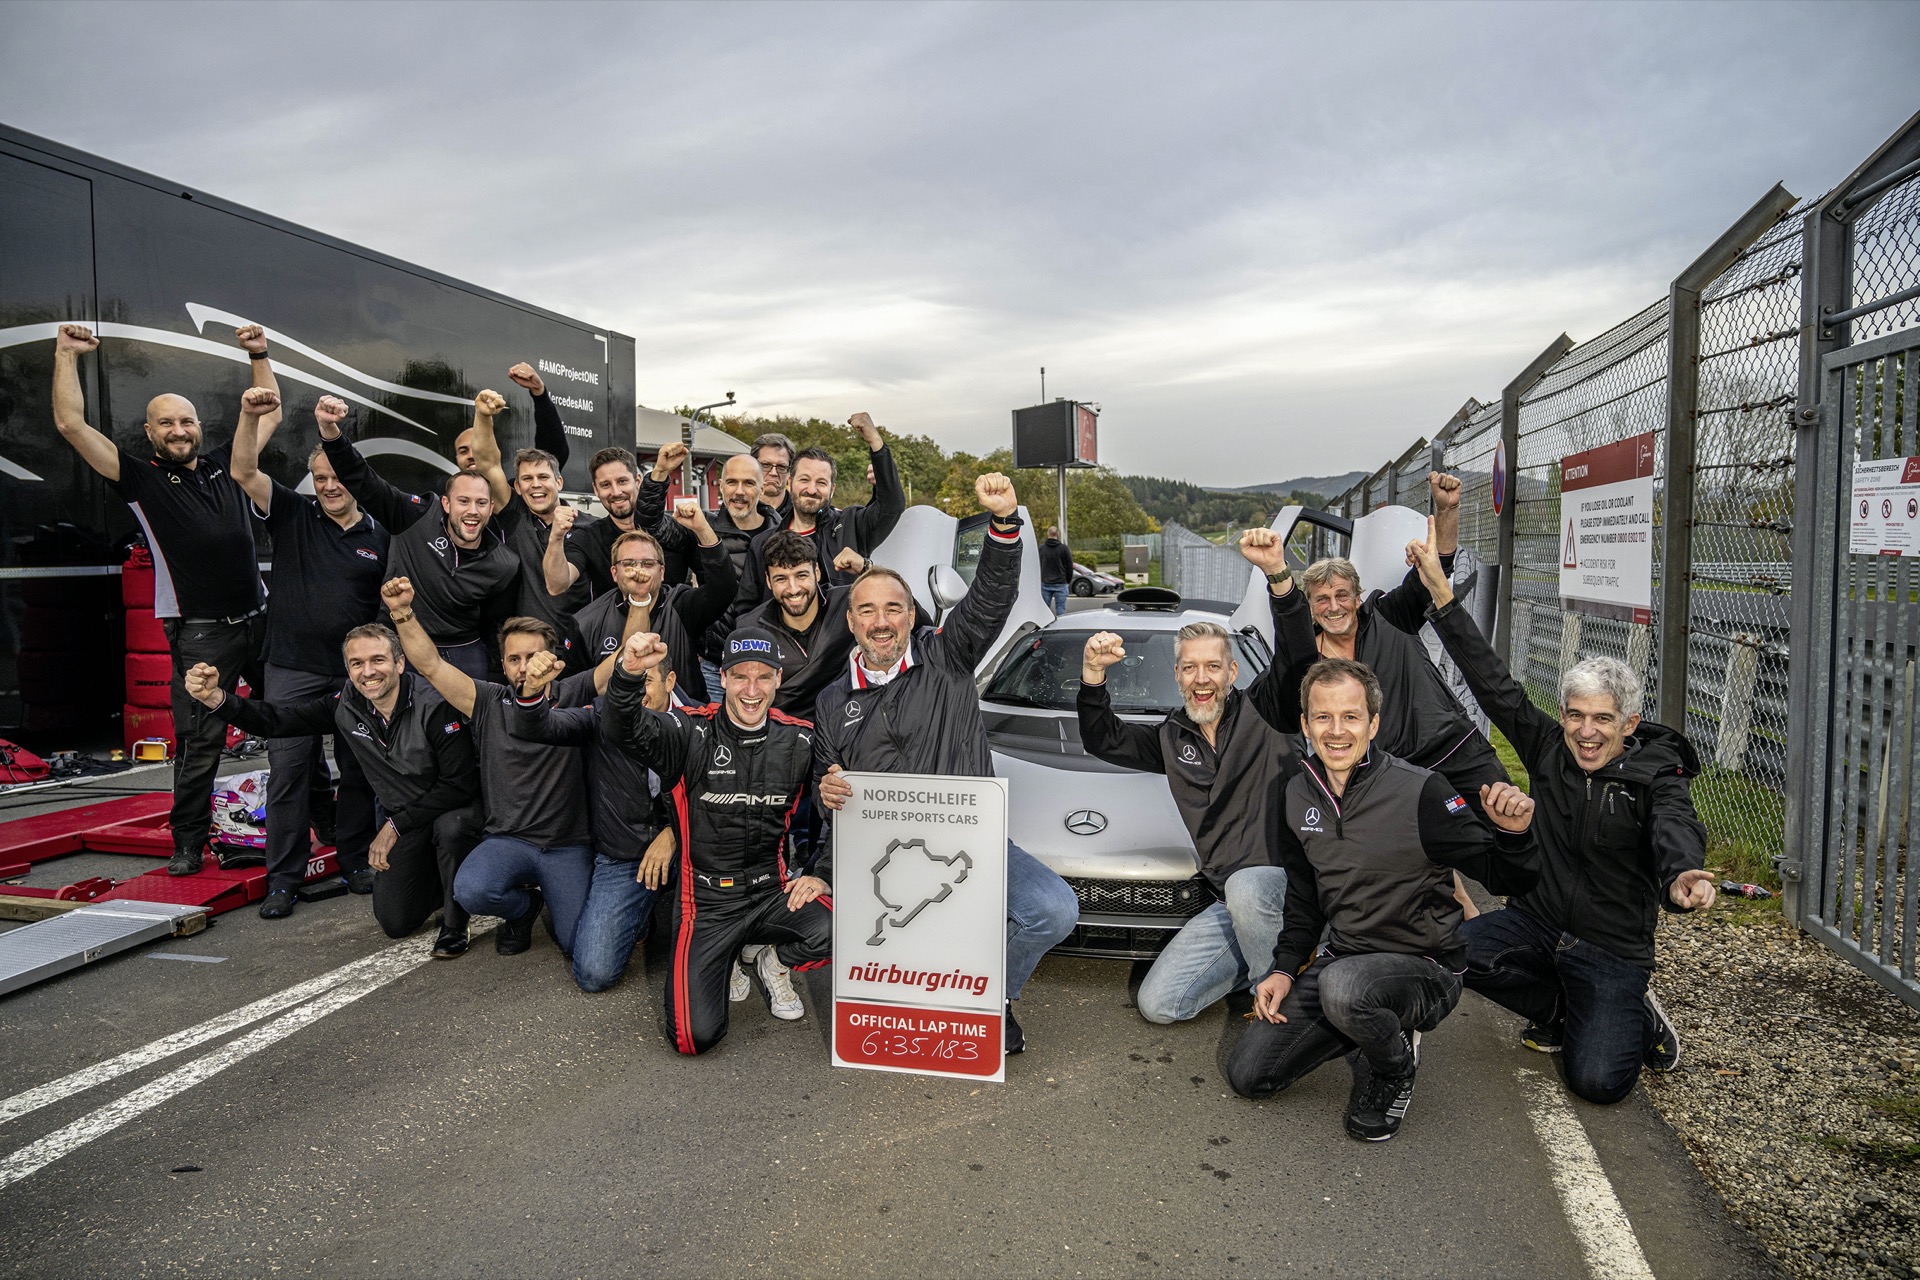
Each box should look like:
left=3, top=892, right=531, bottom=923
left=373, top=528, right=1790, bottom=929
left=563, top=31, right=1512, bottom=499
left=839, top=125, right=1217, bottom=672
left=1161, top=522, right=1250, bottom=604
left=1318, top=117, right=1920, bottom=887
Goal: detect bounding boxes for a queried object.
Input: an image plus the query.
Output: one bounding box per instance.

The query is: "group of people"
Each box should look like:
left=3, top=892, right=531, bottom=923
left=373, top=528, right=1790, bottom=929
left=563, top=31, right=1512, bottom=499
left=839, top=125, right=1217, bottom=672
left=50, top=323, right=1715, bottom=1136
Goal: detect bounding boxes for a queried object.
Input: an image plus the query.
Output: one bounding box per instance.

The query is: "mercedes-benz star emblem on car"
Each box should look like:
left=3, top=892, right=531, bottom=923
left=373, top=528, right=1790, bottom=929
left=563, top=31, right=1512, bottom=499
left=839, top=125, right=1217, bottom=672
left=1065, top=809, right=1108, bottom=836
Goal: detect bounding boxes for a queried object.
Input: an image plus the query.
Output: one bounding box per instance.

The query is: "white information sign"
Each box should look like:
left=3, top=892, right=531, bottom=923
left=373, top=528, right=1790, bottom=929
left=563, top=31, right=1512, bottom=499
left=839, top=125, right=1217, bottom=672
left=1559, top=432, right=1657, bottom=623
left=830, top=773, right=1008, bottom=1082
left=1849, top=457, right=1920, bottom=557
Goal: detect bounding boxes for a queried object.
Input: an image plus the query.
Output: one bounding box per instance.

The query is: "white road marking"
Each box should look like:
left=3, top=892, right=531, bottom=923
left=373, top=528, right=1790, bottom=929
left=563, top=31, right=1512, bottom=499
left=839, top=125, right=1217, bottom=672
left=0, top=926, right=490, bottom=1128
left=0, top=927, right=492, bottom=1190
left=143, top=954, right=226, bottom=964
left=1520, top=1069, right=1655, bottom=1280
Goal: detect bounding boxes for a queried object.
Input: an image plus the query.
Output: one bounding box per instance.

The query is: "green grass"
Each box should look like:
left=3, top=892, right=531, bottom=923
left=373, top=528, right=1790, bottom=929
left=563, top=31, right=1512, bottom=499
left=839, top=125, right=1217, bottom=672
left=1490, top=727, right=1529, bottom=791
left=1815, top=1094, right=1920, bottom=1164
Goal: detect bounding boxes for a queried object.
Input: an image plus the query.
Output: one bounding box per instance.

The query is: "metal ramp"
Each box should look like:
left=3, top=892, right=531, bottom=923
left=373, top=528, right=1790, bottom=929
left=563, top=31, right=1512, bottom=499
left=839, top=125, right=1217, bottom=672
left=0, top=899, right=208, bottom=997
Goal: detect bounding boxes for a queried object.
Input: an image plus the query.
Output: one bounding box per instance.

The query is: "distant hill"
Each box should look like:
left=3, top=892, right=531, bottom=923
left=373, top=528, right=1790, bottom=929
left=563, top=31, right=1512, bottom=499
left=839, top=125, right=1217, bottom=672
left=1216, top=471, right=1369, bottom=501
left=1120, top=473, right=1326, bottom=532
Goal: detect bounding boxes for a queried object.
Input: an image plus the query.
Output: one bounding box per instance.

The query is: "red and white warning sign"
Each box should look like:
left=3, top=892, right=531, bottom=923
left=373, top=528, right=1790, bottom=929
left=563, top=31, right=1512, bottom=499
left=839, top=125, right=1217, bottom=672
left=830, top=773, right=1008, bottom=1082
left=1559, top=432, right=1656, bottom=623
left=1849, top=457, right=1920, bottom=557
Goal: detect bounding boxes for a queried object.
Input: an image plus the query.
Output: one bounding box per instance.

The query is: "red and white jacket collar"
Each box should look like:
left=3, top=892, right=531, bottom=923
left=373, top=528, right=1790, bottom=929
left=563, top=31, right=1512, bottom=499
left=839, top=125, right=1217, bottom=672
left=849, top=644, right=916, bottom=689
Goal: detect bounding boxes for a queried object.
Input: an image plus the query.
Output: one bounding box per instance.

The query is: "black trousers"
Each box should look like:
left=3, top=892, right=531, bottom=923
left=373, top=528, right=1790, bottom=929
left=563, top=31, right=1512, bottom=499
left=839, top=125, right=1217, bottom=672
left=164, top=614, right=266, bottom=852
left=665, top=882, right=831, bottom=1056
left=371, top=803, right=483, bottom=939
left=1226, top=951, right=1462, bottom=1099
left=262, top=663, right=375, bottom=892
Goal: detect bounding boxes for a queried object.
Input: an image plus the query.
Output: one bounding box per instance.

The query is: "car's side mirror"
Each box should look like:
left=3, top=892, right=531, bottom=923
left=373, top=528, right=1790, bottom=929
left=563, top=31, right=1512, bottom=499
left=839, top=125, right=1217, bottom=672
left=929, top=565, right=968, bottom=624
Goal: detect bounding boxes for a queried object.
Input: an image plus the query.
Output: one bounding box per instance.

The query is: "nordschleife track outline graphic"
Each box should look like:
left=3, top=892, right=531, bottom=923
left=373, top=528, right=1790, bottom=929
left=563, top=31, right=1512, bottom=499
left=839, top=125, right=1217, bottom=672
left=867, top=838, right=973, bottom=947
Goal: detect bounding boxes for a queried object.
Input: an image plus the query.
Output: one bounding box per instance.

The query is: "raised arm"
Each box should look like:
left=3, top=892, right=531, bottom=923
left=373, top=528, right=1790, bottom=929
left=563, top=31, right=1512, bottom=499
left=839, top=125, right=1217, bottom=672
left=381, top=577, right=477, bottom=717
left=935, top=472, right=1025, bottom=672
left=508, top=362, right=569, bottom=468
left=639, top=444, right=697, bottom=554
left=234, top=323, right=283, bottom=447
left=50, top=326, right=119, bottom=481
left=668, top=502, right=736, bottom=635
left=846, top=414, right=906, bottom=552
left=228, top=387, right=280, bottom=512
left=467, top=390, right=513, bottom=511
left=319, top=415, right=433, bottom=531
left=1075, top=634, right=1166, bottom=773
left=182, top=663, right=335, bottom=737
left=603, top=634, right=692, bottom=783
left=543, top=504, right=582, bottom=595
left=1374, top=472, right=1466, bottom=634
left=1236, top=528, right=1310, bottom=728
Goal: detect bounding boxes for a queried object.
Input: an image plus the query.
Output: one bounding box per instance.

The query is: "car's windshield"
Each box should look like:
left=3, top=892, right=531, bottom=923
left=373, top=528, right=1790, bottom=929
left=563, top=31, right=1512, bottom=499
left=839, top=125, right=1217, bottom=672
left=985, top=625, right=1265, bottom=715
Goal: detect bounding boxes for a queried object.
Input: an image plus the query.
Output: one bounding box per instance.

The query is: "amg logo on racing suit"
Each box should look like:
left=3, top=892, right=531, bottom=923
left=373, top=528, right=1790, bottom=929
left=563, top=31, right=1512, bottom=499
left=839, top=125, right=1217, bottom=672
left=699, top=792, right=793, bottom=805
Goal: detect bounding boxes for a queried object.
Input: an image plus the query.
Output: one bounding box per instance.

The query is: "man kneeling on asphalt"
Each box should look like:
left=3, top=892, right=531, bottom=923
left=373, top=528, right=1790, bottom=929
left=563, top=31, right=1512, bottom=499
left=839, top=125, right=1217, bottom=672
left=182, top=626, right=482, bottom=957
left=814, top=472, right=1081, bottom=1055
left=381, top=577, right=596, bottom=959
left=608, top=628, right=830, bottom=1055
left=1226, top=658, right=1539, bottom=1143
left=1406, top=524, right=1714, bottom=1103
left=1077, top=623, right=1298, bottom=1025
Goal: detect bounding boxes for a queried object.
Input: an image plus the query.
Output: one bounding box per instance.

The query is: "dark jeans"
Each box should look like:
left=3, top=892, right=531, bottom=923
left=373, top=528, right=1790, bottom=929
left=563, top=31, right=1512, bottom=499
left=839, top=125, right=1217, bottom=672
left=1227, top=951, right=1462, bottom=1099
left=435, top=639, right=492, bottom=683
left=164, top=614, right=266, bottom=851
left=372, top=803, right=483, bottom=939
left=262, top=663, right=375, bottom=892
left=453, top=835, right=596, bottom=954
left=572, top=854, right=662, bottom=993
left=1461, top=907, right=1652, bottom=1105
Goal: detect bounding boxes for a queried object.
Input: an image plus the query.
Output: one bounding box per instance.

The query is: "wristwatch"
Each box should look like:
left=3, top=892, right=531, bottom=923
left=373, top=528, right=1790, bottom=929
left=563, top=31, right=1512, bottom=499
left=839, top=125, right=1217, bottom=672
left=1266, top=568, right=1293, bottom=586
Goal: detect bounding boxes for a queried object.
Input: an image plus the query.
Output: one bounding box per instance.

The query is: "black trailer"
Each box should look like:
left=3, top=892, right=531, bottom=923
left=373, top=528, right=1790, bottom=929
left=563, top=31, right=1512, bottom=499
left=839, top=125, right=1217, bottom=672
left=0, top=123, right=637, bottom=745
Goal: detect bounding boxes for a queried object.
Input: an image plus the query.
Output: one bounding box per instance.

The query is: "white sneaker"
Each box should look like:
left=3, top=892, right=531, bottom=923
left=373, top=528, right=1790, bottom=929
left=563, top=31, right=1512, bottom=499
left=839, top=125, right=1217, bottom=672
left=755, top=945, right=805, bottom=1021
left=728, top=959, right=751, bottom=1003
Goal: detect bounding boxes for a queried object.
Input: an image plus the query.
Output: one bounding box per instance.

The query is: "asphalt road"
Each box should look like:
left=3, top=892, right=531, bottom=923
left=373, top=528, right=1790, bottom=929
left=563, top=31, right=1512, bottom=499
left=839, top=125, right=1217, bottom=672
left=0, top=773, right=1775, bottom=1279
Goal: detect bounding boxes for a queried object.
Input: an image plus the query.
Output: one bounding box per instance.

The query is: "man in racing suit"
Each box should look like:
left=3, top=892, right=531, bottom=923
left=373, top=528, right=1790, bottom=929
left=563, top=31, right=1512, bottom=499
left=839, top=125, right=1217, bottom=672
left=607, top=626, right=831, bottom=1056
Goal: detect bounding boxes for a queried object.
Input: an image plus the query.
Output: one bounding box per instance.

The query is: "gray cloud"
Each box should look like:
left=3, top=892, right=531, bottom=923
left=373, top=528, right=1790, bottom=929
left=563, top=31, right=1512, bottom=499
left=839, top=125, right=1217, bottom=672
left=3, top=0, right=1914, bottom=486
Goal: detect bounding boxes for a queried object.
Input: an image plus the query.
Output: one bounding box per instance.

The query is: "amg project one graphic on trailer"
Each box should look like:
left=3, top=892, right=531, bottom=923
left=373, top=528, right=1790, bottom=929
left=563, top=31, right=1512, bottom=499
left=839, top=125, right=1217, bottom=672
left=831, top=774, right=1009, bottom=1082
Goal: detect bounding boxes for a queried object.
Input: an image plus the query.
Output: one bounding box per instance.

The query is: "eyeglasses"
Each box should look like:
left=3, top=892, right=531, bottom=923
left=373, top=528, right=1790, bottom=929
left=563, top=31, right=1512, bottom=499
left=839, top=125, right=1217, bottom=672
left=759, top=462, right=791, bottom=476
left=615, top=558, right=662, bottom=571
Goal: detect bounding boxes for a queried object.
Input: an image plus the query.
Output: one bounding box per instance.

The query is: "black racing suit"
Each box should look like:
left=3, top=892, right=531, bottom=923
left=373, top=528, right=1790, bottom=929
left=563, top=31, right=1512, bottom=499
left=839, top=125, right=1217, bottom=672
left=606, top=667, right=828, bottom=1056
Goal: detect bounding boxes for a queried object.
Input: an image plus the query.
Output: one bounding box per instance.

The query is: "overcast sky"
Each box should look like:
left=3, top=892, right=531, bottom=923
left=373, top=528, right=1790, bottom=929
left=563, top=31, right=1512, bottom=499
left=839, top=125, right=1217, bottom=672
left=3, top=1, right=1915, bottom=487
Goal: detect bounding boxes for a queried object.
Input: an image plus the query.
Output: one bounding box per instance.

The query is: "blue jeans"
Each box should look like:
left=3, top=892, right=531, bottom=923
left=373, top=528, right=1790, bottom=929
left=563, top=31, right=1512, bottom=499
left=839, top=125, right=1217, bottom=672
left=699, top=658, right=724, bottom=706
left=1461, top=906, right=1652, bottom=1105
left=571, top=855, right=662, bottom=993
left=1041, top=584, right=1069, bottom=616
left=1137, top=865, right=1287, bottom=1024
left=1006, top=841, right=1079, bottom=999
left=452, top=835, right=595, bottom=955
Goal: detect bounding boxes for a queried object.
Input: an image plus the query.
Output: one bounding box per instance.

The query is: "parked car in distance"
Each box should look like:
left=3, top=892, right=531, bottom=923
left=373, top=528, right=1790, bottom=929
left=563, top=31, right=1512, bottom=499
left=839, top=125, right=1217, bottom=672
left=1070, top=562, right=1123, bottom=596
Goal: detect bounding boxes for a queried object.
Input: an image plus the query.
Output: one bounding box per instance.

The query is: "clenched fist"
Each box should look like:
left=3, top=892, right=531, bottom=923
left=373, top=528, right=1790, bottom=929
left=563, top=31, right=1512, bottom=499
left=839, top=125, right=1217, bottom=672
left=550, top=504, right=579, bottom=538
left=521, top=649, right=565, bottom=698
left=975, top=472, right=1017, bottom=519
left=183, top=662, right=224, bottom=708
left=1237, top=527, right=1287, bottom=574
left=619, top=632, right=669, bottom=677
left=507, top=362, right=545, bottom=396
left=474, top=389, right=507, bottom=419
left=240, top=387, right=281, bottom=418
left=1082, top=631, right=1127, bottom=684
left=1429, top=470, right=1462, bottom=512
left=234, top=324, right=268, bottom=354
left=56, top=323, right=98, bottom=354
left=1479, top=781, right=1535, bottom=834
left=654, top=441, right=690, bottom=476
left=847, top=411, right=883, bottom=450
left=314, top=395, right=350, bottom=433
left=673, top=498, right=714, bottom=543
left=381, top=577, right=416, bottom=612
left=833, top=546, right=866, bottom=575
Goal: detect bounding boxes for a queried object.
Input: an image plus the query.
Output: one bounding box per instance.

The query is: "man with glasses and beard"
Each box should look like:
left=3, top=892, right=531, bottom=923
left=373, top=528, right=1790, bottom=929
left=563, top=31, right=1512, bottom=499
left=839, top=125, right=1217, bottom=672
left=753, top=431, right=798, bottom=523
left=572, top=514, right=736, bottom=705
left=1077, top=621, right=1299, bottom=1026
left=50, top=321, right=281, bottom=877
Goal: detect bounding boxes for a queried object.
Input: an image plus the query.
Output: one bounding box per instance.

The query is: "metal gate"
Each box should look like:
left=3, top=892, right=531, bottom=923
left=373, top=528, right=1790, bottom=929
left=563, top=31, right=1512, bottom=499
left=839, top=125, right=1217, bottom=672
left=1786, top=115, right=1920, bottom=1008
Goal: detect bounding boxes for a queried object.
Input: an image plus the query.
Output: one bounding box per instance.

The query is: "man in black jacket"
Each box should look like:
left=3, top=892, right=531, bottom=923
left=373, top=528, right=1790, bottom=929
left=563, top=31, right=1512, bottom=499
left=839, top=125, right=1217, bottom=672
left=1407, top=523, right=1714, bottom=1104
left=739, top=414, right=906, bottom=616
left=1226, top=658, right=1539, bottom=1143
left=737, top=530, right=857, bottom=721
left=182, top=625, right=483, bottom=957
left=1078, top=622, right=1298, bottom=1024
left=509, top=647, right=679, bottom=994
left=572, top=521, right=737, bottom=704
left=608, top=628, right=830, bottom=1055
left=1039, top=526, right=1073, bottom=616
left=815, top=473, right=1080, bottom=1054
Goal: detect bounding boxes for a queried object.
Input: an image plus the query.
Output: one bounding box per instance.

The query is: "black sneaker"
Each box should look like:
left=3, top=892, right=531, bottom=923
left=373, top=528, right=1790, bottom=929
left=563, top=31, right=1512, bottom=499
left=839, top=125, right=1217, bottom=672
left=431, top=925, right=470, bottom=959
left=496, top=887, right=544, bottom=956
left=1004, top=1002, right=1025, bottom=1055
left=1345, top=1032, right=1419, bottom=1143
left=1522, top=1020, right=1564, bottom=1053
left=258, top=887, right=297, bottom=919
left=344, top=868, right=377, bottom=895
left=167, top=845, right=204, bottom=877
left=1643, top=990, right=1680, bottom=1072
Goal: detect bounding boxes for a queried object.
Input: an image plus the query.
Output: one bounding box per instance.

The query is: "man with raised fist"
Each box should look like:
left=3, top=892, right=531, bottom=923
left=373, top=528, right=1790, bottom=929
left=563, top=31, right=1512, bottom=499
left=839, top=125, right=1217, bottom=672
left=1077, top=622, right=1299, bottom=1025
left=51, top=321, right=281, bottom=876
left=543, top=446, right=646, bottom=600
left=569, top=502, right=737, bottom=704
left=813, top=473, right=1080, bottom=1056
left=226, top=392, right=389, bottom=916
left=451, top=360, right=573, bottom=476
